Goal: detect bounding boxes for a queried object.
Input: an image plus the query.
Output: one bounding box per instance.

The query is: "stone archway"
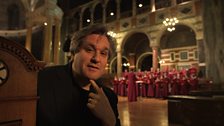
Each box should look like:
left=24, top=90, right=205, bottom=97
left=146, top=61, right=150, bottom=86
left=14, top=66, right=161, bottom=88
left=159, top=24, right=198, bottom=71
left=121, top=32, right=151, bottom=71
left=136, top=52, right=153, bottom=71
left=160, top=24, right=196, bottom=49
left=110, top=56, right=129, bottom=74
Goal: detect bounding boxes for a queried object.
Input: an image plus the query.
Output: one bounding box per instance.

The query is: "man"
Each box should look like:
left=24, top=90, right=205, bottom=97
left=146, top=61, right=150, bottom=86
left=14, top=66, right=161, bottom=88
left=127, top=69, right=137, bottom=102
left=37, top=24, right=121, bottom=126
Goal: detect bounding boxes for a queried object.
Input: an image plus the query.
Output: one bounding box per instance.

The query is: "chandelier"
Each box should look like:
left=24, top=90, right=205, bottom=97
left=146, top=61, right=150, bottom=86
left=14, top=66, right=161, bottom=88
left=107, top=31, right=117, bottom=37
left=123, top=62, right=130, bottom=67
left=163, top=17, right=179, bottom=32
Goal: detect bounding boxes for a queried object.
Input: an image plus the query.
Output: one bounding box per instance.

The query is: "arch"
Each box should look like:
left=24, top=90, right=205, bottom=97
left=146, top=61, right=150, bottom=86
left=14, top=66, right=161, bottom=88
left=109, top=56, right=129, bottom=73
left=160, top=24, right=196, bottom=49
left=136, top=52, right=153, bottom=71
left=122, top=32, right=150, bottom=56
left=177, top=0, right=191, bottom=4
left=120, top=31, right=152, bottom=71
left=92, top=0, right=102, bottom=8
left=106, top=0, right=117, bottom=23
left=120, top=30, right=151, bottom=50
left=157, top=23, right=199, bottom=71
left=82, top=7, right=91, bottom=27
left=94, top=3, right=103, bottom=23
left=156, top=22, right=198, bottom=47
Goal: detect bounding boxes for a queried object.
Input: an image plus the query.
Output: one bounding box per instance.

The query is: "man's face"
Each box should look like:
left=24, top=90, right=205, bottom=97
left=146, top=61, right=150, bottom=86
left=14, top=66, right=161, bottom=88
left=72, top=34, right=110, bottom=80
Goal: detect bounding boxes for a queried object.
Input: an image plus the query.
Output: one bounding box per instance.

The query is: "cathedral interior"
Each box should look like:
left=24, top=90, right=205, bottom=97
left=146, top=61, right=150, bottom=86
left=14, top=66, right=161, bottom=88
left=0, top=0, right=224, bottom=126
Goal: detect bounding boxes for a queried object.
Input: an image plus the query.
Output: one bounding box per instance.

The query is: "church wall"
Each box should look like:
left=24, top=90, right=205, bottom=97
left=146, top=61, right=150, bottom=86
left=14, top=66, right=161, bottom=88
left=160, top=46, right=198, bottom=70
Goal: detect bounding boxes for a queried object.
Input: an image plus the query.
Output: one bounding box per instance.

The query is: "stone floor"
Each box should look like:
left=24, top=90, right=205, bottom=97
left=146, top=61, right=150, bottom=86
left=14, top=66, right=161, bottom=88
left=118, top=96, right=181, bottom=126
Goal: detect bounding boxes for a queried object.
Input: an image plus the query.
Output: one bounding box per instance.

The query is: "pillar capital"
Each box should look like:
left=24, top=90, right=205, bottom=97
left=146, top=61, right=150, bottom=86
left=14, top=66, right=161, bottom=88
left=149, top=36, right=160, bottom=47
left=129, top=53, right=135, bottom=56
left=116, top=48, right=121, bottom=53
left=151, top=45, right=159, bottom=50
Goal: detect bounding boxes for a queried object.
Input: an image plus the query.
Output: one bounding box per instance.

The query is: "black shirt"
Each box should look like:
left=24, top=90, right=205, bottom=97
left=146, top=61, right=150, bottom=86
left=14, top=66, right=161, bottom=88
left=36, top=62, right=120, bottom=126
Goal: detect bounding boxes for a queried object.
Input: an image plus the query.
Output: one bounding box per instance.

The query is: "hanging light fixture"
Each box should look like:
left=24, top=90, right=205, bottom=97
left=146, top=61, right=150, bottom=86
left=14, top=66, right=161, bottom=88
left=123, top=63, right=130, bottom=67
left=107, top=31, right=116, bottom=38
left=86, top=19, right=90, bottom=23
left=163, top=17, right=179, bottom=32
left=110, top=12, right=114, bottom=16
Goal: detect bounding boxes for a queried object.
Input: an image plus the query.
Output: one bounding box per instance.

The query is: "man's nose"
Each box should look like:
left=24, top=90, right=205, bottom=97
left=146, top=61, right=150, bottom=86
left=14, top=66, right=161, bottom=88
left=91, top=52, right=100, bottom=63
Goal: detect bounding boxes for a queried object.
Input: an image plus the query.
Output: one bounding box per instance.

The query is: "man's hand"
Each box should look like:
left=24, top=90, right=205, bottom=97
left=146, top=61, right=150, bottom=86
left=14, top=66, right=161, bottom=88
left=87, top=80, right=116, bottom=126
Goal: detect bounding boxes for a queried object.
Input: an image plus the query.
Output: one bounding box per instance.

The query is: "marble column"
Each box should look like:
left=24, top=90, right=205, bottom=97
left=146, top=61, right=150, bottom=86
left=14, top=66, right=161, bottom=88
left=22, top=0, right=38, bottom=52
left=102, top=4, right=106, bottom=24
left=43, top=17, right=53, bottom=63
left=150, top=0, right=156, bottom=12
left=53, top=20, right=61, bottom=64
left=132, top=0, right=136, bottom=16
left=79, top=10, right=83, bottom=30
left=171, top=0, right=176, bottom=6
left=116, top=0, right=120, bottom=20
left=117, top=50, right=122, bottom=77
left=25, top=24, right=32, bottom=52
left=197, top=39, right=206, bottom=78
left=152, top=46, right=159, bottom=71
left=128, top=53, right=135, bottom=70
left=90, top=7, right=94, bottom=25
left=203, top=0, right=224, bottom=87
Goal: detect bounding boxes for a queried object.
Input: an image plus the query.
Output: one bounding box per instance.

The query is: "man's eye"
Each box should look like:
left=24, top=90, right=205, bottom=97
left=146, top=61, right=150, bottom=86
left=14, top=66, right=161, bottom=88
left=85, top=47, right=94, bottom=52
left=101, top=51, right=108, bottom=56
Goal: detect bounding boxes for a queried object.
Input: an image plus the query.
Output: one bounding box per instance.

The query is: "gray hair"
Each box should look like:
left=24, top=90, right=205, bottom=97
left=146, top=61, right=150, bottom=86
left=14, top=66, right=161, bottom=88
left=70, top=24, right=116, bottom=59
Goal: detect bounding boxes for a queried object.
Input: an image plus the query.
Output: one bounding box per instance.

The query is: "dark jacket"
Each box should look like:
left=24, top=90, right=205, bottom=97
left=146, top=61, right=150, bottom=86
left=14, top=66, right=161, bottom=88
left=36, top=62, right=120, bottom=126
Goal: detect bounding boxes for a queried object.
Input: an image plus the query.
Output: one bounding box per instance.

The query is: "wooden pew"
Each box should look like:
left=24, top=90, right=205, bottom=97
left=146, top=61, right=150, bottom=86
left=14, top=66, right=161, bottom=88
left=0, top=37, right=45, bottom=126
left=168, top=95, right=224, bottom=126
left=190, top=89, right=224, bottom=97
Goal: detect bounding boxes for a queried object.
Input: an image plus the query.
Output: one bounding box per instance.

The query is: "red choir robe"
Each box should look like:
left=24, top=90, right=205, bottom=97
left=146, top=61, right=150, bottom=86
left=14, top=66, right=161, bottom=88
left=141, top=74, right=148, bottom=97
left=179, top=76, right=190, bottom=95
left=147, top=74, right=155, bottom=97
left=162, top=76, right=170, bottom=98
left=135, top=71, right=143, bottom=96
left=172, top=76, right=181, bottom=95
left=113, top=76, right=119, bottom=94
left=188, top=75, right=198, bottom=91
left=127, top=72, right=137, bottom=102
left=155, top=77, right=163, bottom=98
left=120, top=71, right=128, bottom=96
left=119, top=77, right=127, bottom=96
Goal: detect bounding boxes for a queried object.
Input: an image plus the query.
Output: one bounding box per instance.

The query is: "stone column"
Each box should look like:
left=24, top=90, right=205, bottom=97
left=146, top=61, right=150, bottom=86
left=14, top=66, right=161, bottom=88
left=202, top=0, right=224, bottom=87
left=25, top=24, right=32, bottom=52
left=102, top=4, right=106, bottom=24
left=152, top=46, right=159, bottom=71
left=22, top=0, right=38, bottom=52
left=53, top=20, right=61, bottom=64
left=43, top=17, right=53, bottom=63
left=150, top=0, right=156, bottom=12
left=128, top=53, right=135, bottom=70
left=171, top=0, right=176, bottom=6
left=132, top=0, right=136, bottom=16
left=90, top=7, right=94, bottom=25
left=116, top=0, right=120, bottom=20
left=117, top=50, right=122, bottom=77
left=79, top=9, right=84, bottom=30
left=197, top=39, right=206, bottom=78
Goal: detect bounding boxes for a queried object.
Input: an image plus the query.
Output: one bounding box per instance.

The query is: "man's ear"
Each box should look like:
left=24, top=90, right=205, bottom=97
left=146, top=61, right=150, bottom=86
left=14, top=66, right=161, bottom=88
left=69, top=55, right=74, bottom=61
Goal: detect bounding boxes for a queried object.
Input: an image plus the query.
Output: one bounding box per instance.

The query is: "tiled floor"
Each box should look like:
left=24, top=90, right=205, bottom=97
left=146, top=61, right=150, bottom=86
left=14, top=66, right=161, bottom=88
left=118, top=96, right=169, bottom=126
